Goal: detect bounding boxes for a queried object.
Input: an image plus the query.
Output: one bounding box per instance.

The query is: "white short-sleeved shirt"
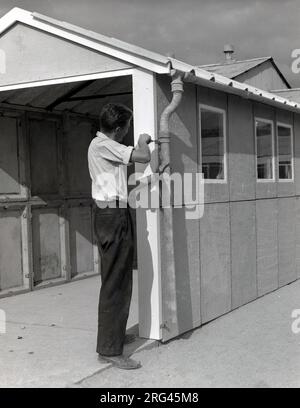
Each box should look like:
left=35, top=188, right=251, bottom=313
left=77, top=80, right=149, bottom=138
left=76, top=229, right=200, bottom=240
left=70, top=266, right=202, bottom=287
left=88, top=131, right=134, bottom=203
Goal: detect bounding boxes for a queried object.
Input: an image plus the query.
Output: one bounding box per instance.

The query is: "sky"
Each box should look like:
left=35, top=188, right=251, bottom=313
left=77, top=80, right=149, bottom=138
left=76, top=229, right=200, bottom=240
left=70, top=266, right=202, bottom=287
left=1, top=0, right=300, bottom=87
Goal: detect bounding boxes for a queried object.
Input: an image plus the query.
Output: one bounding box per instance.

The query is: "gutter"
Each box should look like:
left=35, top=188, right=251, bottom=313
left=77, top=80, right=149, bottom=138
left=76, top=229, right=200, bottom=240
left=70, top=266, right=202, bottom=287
left=168, top=57, right=300, bottom=113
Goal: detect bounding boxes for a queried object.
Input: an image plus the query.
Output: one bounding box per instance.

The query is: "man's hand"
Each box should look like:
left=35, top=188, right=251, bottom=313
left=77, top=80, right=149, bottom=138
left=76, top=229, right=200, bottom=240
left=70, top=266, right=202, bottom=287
left=138, top=133, right=152, bottom=145
left=130, top=134, right=152, bottom=164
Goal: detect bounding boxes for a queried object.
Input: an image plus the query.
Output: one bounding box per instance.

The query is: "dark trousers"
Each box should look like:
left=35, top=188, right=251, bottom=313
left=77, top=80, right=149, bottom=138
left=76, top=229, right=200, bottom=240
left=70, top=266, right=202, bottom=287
left=94, top=205, right=134, bottom=356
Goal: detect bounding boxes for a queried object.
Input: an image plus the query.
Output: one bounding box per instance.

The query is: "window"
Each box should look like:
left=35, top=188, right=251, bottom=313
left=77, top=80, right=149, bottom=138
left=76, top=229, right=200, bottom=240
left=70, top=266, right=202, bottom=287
left=255, top=119, right=274, bottom=180
left=200, top=106, right=226, bottom=181
left=277, top=123, right=293, bottom=180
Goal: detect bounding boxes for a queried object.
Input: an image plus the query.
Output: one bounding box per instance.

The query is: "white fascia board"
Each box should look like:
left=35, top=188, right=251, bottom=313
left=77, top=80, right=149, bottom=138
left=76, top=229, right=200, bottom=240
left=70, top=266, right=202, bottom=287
left=0, top=7, right=28, bottom=33
left=0, top=8, right=170, bottom=75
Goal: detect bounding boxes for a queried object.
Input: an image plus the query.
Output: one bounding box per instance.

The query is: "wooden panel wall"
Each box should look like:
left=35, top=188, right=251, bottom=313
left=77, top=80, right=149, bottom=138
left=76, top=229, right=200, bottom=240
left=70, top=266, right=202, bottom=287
left=231, top=201, right=257, bottom=309
left=65, top=117, right=95, bottom=196
left=29, top=118, right=60, bottom=196
left=256, top=199, right=278, bottom=296
left=278, top=197, right=297, bottom=287
left=69, top=204, right=94, bottom=277
left=228, top=95, right=255, bottom=201
left=156, top=79, right=300, bottom=338
left=32, top=207, right=62, bottom=284
left=0, top=209, right=23, bottom=290
left=200, top=202, right=231, bottom=323
left=173, top=206, right=201, bottom=333
left=156, top=75, right=201, bottom=338
left=0, top=116, right=20, bottom=195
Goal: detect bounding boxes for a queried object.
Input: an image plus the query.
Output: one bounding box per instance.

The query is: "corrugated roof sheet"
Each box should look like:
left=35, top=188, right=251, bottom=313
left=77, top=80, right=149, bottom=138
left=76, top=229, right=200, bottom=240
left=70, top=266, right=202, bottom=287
left=199, top=57, right=272, bottom=78
left=271, top=88, right=300, bottom=104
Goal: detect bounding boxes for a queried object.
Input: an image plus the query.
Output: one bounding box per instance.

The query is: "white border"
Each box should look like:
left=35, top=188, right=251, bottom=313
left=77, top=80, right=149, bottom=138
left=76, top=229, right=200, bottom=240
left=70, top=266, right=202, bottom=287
left=254, top=117, right=275, bottom=183
left=199, top=104, right=227, bottom=184
left=277, top=121, right=294, bottom=182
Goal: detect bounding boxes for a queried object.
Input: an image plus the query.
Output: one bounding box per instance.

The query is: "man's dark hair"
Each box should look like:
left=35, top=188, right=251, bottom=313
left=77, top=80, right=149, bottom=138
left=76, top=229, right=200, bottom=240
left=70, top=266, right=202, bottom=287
left=99, top=103, right=132, bottom=133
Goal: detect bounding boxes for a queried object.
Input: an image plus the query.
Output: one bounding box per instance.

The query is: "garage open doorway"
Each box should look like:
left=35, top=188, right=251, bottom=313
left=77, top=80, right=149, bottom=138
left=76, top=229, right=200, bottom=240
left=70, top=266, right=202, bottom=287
left=0, top=74, right=140, bottom=329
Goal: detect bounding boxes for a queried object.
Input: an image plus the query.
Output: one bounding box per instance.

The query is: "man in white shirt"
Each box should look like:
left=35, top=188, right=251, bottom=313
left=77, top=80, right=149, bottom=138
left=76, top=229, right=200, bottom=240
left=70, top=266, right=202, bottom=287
left=88, top=103, right=151, bottom=369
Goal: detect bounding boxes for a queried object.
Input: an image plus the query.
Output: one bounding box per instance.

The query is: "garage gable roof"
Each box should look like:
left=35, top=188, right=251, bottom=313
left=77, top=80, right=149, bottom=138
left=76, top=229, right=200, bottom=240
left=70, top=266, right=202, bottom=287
left=0, top=7, right=300, bottom=113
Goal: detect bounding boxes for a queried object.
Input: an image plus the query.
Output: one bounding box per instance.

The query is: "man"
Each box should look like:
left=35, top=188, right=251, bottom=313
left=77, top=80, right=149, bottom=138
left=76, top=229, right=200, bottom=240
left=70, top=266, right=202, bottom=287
left=88, top=103, right=151, bottom=370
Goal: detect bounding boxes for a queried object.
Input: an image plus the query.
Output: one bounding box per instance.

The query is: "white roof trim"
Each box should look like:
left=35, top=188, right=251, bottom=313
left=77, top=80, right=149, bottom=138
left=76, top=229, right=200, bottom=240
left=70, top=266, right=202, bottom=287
left=0, top=8, right=300, bottom=113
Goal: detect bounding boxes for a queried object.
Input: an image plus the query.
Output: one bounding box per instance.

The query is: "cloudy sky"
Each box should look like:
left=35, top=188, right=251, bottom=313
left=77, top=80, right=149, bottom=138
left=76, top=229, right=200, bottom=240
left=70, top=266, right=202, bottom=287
left=1, top=0, right=300, bottom=87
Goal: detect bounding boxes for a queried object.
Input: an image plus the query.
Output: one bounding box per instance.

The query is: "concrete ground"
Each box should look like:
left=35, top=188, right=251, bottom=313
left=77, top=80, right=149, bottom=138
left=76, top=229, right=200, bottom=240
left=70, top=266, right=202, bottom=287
left=0, top=271, right=154, bottom=388
left=1, top=275, right=300, bottom=388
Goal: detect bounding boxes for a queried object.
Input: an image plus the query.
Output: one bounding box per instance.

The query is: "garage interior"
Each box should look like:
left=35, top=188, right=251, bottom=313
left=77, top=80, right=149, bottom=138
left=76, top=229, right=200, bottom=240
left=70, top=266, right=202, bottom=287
left=0, top=74, right=138, bottom=297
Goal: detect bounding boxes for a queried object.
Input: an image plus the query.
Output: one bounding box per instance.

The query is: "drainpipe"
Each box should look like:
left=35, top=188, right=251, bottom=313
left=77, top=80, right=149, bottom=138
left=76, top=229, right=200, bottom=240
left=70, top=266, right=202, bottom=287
left=158, top=69, right=184, bottom=339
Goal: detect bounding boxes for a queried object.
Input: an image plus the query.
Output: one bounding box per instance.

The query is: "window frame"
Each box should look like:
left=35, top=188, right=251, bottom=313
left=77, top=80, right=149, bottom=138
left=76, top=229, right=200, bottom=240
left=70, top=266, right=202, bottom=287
left=276, top=121, right=294, bottom=182
left=254, top=117, right=275, bottom=183
left=199, top=104, right=227, bottom=184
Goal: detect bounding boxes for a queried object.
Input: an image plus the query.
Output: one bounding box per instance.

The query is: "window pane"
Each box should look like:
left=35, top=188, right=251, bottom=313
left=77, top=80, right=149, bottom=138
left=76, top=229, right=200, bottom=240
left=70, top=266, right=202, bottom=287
left=256, top=120, right=273, bottom=180
left=278, top=125, right=293, bottom=180
left=201, top=109, right=224, bottom=180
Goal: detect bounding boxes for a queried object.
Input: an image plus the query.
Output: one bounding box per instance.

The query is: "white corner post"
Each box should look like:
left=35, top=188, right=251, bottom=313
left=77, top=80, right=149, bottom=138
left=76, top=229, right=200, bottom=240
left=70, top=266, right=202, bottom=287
left=132, top=68, right=162, bottom=340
